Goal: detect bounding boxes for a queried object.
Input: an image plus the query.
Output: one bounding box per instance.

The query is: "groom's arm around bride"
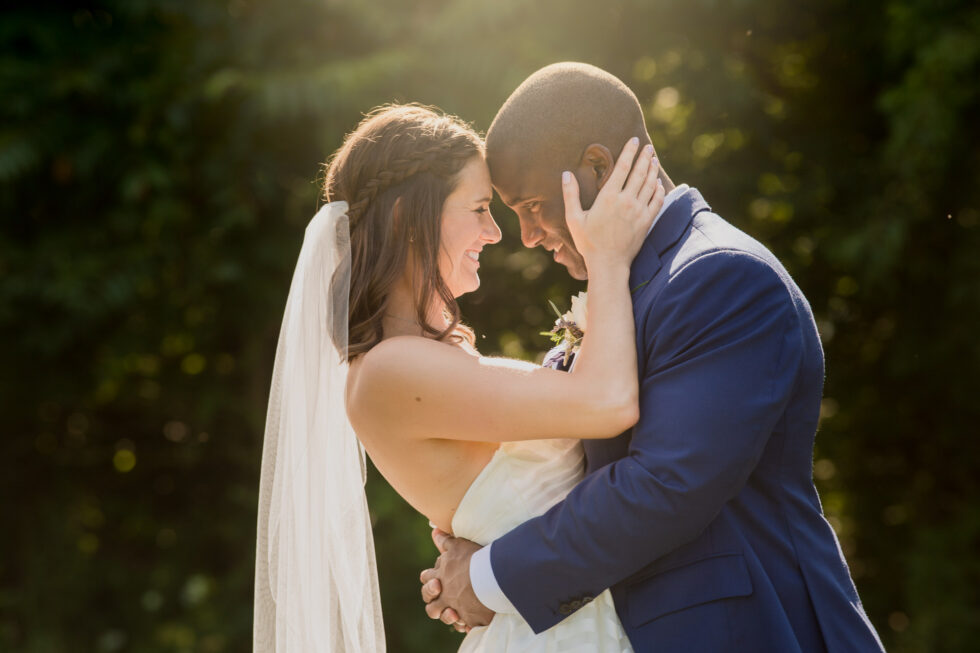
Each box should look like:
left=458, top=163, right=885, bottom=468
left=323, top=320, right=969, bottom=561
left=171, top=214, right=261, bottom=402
left=436, top=191, right=885, bottom=653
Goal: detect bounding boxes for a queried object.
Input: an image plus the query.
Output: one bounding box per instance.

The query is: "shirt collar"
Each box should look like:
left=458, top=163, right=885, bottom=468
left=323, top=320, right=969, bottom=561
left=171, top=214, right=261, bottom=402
left=646, top=183, right=689, bottom=238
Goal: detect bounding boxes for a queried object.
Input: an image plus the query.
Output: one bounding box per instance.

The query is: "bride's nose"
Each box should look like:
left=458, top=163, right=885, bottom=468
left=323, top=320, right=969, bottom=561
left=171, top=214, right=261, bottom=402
left=482, top=211, right=502, bottom=244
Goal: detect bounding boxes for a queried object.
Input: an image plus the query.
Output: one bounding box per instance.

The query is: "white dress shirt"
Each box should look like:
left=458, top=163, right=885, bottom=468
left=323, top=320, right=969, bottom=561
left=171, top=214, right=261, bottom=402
left=469, top=183, right=691, bottom=614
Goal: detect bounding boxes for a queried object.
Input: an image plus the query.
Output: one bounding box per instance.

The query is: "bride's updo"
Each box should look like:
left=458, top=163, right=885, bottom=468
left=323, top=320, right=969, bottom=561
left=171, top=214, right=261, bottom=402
left=323, top=104, right=484, bottom=361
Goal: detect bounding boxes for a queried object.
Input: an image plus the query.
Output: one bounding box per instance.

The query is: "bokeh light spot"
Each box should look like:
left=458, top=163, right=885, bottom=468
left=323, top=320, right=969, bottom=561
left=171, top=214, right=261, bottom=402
left=633, top=56, right=657, bottom=81
left=157, top=528, right=177, bottom=548
left=78, top=533, right=99, bottom=554
left=96, top=629, right=127, bottom=652
left=836, top=276, right=859, bottom=297
left=141, top=590, right=164, bottom=612
left=181, top=353, right=206, bottom=375
left=814, top=458, right=837, bottom=481
left=113, top=449, right=136, bottom=473
left=163, top=420, right=189, bottom=442
left=182, top=574, right=211, bottom=606
left=888, top=612, right=910, bottom=632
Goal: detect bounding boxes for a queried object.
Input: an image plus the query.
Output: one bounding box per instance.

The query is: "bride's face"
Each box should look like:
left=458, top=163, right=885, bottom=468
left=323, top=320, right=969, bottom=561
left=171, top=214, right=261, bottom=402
left=438, top=156, right=501, bottom=297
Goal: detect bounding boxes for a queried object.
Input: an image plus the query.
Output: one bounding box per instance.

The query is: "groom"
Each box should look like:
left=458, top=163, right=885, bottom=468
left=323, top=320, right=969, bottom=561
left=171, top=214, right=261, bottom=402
left=420, top=63, right=884, bottom=651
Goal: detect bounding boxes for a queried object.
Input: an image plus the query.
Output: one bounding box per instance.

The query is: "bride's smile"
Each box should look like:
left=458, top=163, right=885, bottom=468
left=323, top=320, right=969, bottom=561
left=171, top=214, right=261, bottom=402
left=438, top=156, right=501, bottom=297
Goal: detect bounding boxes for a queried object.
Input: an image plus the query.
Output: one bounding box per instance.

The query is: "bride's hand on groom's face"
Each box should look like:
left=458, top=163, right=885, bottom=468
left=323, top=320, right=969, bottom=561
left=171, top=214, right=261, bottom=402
left=420, top=530, right=494, bottom=631
left=563, top=136, right=665, bottom=272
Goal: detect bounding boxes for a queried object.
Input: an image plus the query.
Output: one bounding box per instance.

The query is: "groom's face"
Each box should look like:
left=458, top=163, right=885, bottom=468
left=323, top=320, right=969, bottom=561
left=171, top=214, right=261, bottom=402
left=491, top=153, right=590, bottom=280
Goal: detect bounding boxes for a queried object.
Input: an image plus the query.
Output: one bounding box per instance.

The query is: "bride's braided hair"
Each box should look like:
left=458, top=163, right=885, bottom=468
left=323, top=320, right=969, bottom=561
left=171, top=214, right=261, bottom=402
left=323, top=104, right=484, bottom=360
left=346, top=140, right=475, bottom=224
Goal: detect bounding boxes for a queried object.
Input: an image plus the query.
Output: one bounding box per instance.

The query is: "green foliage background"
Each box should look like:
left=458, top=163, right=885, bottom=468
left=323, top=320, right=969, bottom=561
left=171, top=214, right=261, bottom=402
left=2, top=0, right=978, bottom=651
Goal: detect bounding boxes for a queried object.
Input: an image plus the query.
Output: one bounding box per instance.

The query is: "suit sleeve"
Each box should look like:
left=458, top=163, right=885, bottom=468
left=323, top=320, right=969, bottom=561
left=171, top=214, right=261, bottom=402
left=489, top=250, right=806, bottom=633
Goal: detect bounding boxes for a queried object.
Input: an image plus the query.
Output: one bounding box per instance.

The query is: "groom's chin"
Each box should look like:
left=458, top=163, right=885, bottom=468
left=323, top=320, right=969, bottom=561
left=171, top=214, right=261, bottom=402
left=563, top=261, right=589, bottom=281
left=555, top=247, right=588, bottom=280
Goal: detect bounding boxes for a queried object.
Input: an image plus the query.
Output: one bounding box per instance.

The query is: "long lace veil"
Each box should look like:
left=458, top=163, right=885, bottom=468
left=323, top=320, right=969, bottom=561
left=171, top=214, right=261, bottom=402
left=254, top=200, right=385, bottom=652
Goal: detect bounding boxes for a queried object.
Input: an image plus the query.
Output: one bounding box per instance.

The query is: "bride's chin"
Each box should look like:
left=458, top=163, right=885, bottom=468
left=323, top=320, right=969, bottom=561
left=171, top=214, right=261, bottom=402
left=452, top=278, right=480, bottom=298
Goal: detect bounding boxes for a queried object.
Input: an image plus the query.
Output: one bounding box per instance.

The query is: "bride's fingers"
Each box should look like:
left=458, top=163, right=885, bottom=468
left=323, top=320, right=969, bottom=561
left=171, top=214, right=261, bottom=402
left=421, top=578, right=442, bottom=603
left=603, top=136, right=640, bottom=193
left=624, top=144, right=654, bottom=198
left=561, top=170, right=583, bottom=222
left=649, top=178, right=666, bottom=212
left=432, top=528, right=451, bottom=553
left=637, top=157, right=660, bottom=206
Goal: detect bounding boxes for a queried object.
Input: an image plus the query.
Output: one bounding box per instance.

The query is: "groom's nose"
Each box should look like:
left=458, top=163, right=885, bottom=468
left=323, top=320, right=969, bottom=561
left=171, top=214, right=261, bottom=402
left=519, top=219, right=545, bottom=248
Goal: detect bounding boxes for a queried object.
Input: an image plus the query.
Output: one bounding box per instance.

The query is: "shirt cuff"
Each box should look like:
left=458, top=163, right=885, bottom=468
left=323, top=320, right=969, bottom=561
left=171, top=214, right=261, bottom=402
left=469, top=542, right=518, bottom=614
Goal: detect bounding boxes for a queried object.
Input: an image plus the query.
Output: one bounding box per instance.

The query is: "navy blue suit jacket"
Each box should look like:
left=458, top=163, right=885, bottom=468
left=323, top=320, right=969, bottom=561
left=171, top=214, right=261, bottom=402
left=491, top=189, right=884, bottom=652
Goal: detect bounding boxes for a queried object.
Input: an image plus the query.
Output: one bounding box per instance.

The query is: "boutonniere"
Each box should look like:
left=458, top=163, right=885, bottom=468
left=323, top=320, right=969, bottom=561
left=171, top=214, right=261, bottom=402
left=541, top=291, right=587, bottom=366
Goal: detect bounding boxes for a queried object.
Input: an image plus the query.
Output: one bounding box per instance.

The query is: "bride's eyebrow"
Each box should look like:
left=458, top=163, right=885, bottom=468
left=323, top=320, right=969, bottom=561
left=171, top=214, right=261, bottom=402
left=473, top=195, right=492, bottom=204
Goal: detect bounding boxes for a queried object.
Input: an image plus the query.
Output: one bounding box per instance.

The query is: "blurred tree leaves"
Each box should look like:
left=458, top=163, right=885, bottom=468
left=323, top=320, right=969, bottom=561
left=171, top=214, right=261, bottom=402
left=2, top=0, right=978, bottom=651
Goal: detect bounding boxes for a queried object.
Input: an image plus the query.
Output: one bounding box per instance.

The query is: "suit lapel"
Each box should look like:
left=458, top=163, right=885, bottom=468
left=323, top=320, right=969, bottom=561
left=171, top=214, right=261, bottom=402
left=586, top=189, right=711, bottom=474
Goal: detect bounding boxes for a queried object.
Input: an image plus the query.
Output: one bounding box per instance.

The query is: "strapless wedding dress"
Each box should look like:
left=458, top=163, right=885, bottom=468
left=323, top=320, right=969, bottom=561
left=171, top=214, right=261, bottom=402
left=452, top=438, right=633, bottom=653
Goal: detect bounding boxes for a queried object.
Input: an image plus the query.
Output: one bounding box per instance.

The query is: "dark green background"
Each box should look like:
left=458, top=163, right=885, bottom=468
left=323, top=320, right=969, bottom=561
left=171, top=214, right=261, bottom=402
left=3, top=0, right=978, bottom=651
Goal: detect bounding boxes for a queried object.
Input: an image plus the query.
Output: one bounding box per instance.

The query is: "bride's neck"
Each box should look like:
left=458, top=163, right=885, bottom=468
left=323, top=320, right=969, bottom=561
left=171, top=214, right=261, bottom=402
left=383, top=277, right=448, bottom=338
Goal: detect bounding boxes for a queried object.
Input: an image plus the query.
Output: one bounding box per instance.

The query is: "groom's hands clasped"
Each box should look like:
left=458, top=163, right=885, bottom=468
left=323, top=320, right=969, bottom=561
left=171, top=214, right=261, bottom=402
left=420, top=528, right=494, bottom=633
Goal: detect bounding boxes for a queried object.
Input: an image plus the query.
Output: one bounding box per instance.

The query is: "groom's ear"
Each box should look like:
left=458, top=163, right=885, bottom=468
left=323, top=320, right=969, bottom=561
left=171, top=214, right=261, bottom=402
left=579, top=143, right=615, bottom=191
left=571, top=144, right=614, bottom=210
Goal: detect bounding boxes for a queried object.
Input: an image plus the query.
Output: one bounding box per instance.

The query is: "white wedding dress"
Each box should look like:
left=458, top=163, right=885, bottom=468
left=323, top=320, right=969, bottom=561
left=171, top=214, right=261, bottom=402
left=452, top=437, right=633, bottom=653
left=254, top=201, right=631, bottom=652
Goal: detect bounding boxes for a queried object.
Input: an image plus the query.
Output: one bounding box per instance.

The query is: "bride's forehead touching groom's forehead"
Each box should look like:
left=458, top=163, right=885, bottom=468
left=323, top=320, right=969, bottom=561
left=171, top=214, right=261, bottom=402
left=451, top=156, right=492, bottom=202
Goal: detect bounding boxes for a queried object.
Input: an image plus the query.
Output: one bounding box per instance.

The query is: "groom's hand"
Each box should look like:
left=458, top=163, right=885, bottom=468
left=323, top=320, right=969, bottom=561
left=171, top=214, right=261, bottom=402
left=420, top=529, right=495, bottom=630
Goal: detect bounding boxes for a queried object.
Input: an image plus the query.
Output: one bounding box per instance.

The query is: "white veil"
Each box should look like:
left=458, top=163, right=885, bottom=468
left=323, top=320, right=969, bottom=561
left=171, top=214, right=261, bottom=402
left=254, top=200, right=386, bottom=652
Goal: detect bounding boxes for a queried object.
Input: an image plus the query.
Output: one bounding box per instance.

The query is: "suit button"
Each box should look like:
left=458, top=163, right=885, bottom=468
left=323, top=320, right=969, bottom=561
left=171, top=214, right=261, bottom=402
left=569, top=599, right=582, bottom=611
left=582, top=595, right=594, bottom=604
left=558, top=603, right=572, bottom=615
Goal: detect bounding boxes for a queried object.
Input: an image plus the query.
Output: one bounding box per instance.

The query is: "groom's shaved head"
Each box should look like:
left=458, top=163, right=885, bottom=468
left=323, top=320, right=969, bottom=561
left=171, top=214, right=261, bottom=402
left=485, top=62, right=653, bottom=280
left=486, top=62, right=647, bottom=179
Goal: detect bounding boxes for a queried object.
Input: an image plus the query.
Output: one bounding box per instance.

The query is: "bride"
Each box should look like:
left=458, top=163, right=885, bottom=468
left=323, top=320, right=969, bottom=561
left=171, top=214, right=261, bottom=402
left=253, top=104, right=664, bottom=652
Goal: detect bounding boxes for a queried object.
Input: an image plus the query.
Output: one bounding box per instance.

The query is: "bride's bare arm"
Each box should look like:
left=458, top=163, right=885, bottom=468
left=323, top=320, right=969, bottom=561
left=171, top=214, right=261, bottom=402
left=348, top=138, right=664, bottom=443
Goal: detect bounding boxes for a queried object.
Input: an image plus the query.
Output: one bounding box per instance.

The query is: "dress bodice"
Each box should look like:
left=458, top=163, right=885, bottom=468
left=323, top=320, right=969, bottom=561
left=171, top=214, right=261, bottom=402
left=451, top=438, right=585, bottom=544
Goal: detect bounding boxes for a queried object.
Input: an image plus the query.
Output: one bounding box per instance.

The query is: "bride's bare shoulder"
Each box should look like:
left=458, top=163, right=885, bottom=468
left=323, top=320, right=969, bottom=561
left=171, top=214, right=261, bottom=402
left=354, top=335, right=462, bottom=375
left=348, top=337, right=459, bottom=406
left=356, top=336, right=537, bottom=378
left=348, top=336, right=537, bottom=418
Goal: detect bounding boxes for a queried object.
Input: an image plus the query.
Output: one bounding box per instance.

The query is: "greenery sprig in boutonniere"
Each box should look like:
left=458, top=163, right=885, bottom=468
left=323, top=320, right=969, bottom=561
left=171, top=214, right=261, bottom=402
left=541, top=291, right=587, bottom=366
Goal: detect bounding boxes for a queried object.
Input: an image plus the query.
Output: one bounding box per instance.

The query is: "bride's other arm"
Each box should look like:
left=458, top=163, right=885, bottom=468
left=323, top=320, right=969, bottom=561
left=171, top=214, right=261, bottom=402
left=348, top=138, right=664, bottom=444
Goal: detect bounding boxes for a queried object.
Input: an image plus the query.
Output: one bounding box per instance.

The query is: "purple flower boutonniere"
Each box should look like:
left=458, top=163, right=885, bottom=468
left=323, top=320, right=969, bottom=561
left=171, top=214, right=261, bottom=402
left=541, top=291, right=587, bottom=367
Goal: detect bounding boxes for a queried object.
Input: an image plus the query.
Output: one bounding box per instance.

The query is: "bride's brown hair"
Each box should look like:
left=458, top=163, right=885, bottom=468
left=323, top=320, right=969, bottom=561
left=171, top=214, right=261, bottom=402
left=323, top=104, right=484, bottom=361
